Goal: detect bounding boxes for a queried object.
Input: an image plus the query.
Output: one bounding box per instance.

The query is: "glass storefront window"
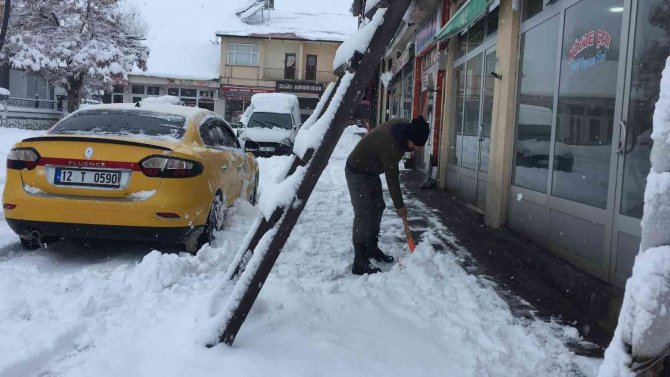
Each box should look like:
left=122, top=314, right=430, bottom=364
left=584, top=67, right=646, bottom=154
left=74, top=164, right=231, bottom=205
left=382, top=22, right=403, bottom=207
left=487, top=7, right=499, bottom=36
left=620, top=0, right=670, bottom=218
left=551, top=0, right=623, bottom=209
left=167, top=88, right=179, bottom=96
left=455, top=33, right=467, bottom=61
left=449, top=66, right=465, bottom=165
left=480, top=51, right=497, bottom=173
left=131, top=85, right=145, bottom=95
left=467, top=18, right=485, bottom=53
left=513, top=16, right=559, bottom=192
left=147, top=86, right=160, bottom=96
left=461, top=54, right=483, bottom=170
left=181, top=88, right=197, bottom=97
left=522, top=0, right=553, bottom=22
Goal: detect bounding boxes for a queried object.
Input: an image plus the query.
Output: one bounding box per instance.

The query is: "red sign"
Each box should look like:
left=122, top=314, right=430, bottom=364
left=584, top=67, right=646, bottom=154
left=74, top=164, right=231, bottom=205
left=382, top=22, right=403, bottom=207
left=568, top=29, right=612, bottom=62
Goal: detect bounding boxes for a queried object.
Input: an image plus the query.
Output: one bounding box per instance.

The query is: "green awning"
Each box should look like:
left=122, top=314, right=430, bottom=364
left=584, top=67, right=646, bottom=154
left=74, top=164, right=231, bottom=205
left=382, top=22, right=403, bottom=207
left=434, top=0, right=488, bottom=42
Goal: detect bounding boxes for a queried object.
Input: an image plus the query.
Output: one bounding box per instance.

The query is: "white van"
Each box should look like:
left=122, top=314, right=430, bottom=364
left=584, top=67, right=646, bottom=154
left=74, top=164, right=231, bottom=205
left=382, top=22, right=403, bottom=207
left=238, top=93, right=301, bottom=156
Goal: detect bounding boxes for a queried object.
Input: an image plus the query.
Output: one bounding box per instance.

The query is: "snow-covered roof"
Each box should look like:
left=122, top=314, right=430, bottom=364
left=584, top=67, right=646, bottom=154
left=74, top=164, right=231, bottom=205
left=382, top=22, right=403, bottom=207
left=130, top=0, right=228, bottom=80
left=132, top=41, right=220, bottom=81
left=249, top=93, right=300, bottom=114
left=216, top=0, right=358, bottom=42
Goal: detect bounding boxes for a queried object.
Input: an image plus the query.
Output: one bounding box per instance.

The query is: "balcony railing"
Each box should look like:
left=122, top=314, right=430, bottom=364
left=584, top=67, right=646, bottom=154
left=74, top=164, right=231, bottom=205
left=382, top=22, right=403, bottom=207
left=262, top=68, right=337, bottom=83
left=6, top=97, right=60, bottom=111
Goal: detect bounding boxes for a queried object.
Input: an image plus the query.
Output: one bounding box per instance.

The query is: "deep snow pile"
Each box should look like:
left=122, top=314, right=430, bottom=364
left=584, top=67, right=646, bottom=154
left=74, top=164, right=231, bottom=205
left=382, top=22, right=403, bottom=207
left=0, top=127, right=599, bottom=376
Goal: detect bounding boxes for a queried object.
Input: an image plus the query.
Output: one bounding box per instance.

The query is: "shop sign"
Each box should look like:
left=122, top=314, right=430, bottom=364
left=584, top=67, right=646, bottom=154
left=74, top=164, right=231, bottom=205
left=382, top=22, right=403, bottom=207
left=221, top=85, right=274, bottom=97
left=167, top=78, right=210, bottom=87
left=568, top=29, right=613, bottom=73
left=421, top=66, right=438, bottom=92
left=391, top=48, right=412, bottom=76
left=416, top=10, right=440, bottom=55
left=275, top=80, right=324, bottom=94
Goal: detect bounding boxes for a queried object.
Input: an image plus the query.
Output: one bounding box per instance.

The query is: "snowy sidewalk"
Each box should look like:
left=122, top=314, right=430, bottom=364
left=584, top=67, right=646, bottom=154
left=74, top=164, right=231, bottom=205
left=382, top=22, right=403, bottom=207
left=0, top=127, right=600, bottom=376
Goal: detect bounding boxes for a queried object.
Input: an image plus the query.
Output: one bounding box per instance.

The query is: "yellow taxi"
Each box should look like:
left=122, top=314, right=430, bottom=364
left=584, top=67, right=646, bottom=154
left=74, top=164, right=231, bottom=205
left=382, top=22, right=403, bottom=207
left=2, top=103, right=259, bottom=252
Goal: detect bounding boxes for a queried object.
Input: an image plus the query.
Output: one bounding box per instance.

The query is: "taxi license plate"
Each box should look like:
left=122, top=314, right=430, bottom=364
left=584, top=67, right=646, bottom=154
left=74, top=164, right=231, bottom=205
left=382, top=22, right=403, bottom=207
left=54, top=168, right=122, bottom=189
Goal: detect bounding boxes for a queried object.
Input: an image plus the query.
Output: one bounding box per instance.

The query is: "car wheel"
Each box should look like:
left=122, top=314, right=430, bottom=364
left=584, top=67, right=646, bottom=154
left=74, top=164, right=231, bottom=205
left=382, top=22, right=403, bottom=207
left=194, top=194, right=225, bottom=253
left=249, top=172, right=259, bottom=206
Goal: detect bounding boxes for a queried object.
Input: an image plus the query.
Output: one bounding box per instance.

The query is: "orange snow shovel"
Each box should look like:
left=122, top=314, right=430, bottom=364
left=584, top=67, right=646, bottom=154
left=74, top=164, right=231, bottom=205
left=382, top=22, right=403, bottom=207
left=401, top=212, right=416, bottom=253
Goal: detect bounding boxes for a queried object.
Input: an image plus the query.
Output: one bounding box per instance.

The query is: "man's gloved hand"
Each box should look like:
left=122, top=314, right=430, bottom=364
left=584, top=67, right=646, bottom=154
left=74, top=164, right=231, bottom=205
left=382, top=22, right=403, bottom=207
left=396, top=206, right=407, bottom=218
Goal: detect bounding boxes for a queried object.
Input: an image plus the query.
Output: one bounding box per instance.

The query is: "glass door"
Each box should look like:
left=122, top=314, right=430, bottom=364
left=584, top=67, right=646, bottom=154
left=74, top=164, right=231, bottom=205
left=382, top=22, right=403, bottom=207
left=610, top=0, right=670, bottom=285
left=475, top=48, right=497, bottom=209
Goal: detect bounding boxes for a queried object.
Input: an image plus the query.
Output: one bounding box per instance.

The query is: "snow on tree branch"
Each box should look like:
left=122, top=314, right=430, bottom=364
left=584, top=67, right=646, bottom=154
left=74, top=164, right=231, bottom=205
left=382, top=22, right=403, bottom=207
left=1, top=0, right=150, bottom=112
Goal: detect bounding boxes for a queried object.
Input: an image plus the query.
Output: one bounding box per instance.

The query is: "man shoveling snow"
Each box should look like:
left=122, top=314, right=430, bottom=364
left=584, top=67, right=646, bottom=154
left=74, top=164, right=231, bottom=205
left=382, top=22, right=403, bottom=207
left=345, top=116, right=429, bottom=275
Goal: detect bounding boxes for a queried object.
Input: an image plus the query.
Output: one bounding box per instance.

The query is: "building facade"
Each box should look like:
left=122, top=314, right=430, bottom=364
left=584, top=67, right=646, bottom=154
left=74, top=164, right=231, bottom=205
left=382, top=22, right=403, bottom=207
left=363, top=0, right=669, bottom=290
left=217, top=33, right=339, bottom=125
left=435, top=0, right=668, bottom=289
left=113, top=75, right=221, bottom=113
left=0, top=68, right=63, bottom=129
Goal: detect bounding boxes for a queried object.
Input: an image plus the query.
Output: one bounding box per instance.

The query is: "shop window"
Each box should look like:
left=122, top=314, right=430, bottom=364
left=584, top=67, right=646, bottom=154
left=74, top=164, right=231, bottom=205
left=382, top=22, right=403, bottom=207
left=551, top=0, right=623, bottom=209
left=167, top=88, right=179, bottom=96
left=112, top=94, right=124, bottom=103
left=449, top=66, right=465, bottom=165
left=512, top=15, right=560, bottom=193
left=487, top=6, right=499, bottom=36
left=467, top=18, right=485, bottom=53
left=131, top=85, right=145, bottom=95
left=199, top=90, right=213, bottom=98
left=455, top=33, right=467, bottom=61
left=522, top=0, right=553, bottom=22
left=227, top=43, right=259, bottom=66
left=621, top=0, right=670, bottom=219
left=181, top=88, right=197, bottom=97
left=132, top=96, right=142, bottom=103
left=305, top=55, right=317, bottom=81
left=147, top=86, right=160, bottom=95
left=113, top=85, right=124, bottom=94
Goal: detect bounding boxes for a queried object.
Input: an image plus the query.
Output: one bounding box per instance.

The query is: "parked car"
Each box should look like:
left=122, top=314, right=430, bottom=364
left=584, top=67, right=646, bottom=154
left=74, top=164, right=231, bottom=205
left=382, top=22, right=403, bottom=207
left=516, top=104, right=574, bottom=172
left=2, top=103, right=259, bottom=253
left=237, top=93, right=301, bottom=157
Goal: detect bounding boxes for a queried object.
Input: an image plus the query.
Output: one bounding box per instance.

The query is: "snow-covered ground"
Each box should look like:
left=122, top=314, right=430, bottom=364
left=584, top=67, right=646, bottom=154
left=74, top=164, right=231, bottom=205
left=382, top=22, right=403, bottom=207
left=0, top=127, right=600, bottom=376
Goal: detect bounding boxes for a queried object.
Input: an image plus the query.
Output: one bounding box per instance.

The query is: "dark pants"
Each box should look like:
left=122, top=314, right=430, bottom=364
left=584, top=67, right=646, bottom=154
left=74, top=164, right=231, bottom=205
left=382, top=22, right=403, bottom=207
left=345, top=165, right=385, bottom=246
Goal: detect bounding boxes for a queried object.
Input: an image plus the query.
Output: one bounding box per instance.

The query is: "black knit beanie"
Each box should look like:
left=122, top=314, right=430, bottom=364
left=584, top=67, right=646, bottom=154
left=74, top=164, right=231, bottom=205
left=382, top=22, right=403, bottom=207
left=407, top=116, right=430, bottom=146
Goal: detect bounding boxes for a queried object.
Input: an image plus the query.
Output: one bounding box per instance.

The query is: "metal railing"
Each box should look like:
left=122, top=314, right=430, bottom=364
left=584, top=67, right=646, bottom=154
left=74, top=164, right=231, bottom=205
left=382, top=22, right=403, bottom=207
left=7, top=96, right=59, bottom=111
left=262, top=68, right=337, bottom=83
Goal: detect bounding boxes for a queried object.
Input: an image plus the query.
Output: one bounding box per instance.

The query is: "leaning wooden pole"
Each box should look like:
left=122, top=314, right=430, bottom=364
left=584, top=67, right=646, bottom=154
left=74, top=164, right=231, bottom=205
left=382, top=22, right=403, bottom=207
left=214, top=0, right=412, bottom=346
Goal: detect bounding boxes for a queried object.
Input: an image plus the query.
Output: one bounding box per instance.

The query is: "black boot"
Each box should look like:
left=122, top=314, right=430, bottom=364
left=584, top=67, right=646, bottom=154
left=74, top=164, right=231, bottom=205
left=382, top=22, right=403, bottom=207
left=366, top=240, right=395, bottom=263
left=352, top=243, right=381, bottom=275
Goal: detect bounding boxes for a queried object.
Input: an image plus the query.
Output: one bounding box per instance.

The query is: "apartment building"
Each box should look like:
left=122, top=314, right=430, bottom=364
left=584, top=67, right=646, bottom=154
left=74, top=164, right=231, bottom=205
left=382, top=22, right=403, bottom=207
left=217, top=33, right=340, bottom=124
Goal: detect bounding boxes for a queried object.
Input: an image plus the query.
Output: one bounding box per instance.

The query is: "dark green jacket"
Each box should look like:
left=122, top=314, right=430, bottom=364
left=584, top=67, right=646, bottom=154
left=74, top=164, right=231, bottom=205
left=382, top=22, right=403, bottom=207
left=346, top=119, right=407, bottom=208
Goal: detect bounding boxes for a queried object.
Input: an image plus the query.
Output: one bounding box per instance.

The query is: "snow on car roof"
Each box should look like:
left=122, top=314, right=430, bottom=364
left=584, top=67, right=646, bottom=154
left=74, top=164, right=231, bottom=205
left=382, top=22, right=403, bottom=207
left=249, top=93, right=300, bottom=114
left=74, top=103, right=211, bottom=120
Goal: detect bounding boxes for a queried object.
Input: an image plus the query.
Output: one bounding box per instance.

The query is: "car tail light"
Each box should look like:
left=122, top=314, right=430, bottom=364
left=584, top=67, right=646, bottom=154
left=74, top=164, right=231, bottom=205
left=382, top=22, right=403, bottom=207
left=3, top=203, right=16, bottom=209
left=7, top=148, right=40, bottom=170
left=139, top=156, right=203, bottom=178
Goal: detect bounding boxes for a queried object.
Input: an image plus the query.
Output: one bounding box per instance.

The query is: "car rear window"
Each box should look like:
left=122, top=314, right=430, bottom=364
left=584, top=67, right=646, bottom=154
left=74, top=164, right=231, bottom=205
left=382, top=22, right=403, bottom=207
left=50, top=110, right=187, bottom=141
left=247, top=112, right=292, bottom=130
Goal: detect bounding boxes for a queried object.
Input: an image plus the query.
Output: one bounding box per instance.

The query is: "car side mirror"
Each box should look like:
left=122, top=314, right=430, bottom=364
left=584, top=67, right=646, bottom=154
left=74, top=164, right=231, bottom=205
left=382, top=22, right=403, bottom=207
left=244, top=139, right=259, bottom=153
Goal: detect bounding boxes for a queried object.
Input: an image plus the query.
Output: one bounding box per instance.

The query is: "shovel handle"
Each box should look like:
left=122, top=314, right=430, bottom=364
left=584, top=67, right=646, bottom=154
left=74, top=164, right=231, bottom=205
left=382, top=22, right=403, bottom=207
left=401, top=213, right=416, bottom=252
